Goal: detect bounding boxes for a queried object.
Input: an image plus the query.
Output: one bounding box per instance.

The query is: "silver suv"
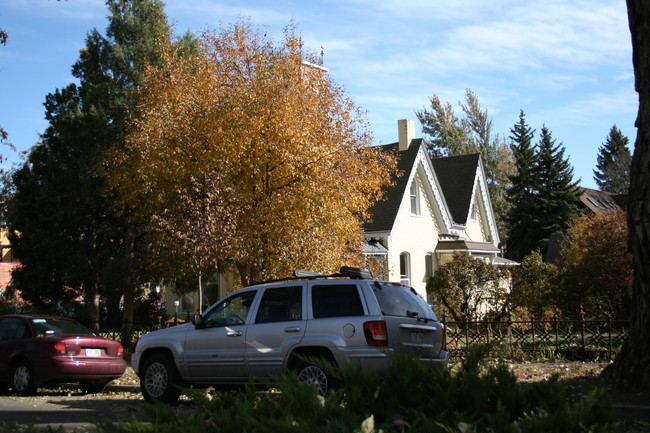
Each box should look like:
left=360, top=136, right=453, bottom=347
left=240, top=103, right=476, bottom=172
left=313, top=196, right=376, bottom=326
left=131, top=267, right=449, bottom=402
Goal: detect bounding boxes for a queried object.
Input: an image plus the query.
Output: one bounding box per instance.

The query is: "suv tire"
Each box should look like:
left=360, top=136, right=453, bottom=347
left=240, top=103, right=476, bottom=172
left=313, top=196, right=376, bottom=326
left=140, top=354, right=183, bottom=403
left=295, top=358, right=339, bottom=396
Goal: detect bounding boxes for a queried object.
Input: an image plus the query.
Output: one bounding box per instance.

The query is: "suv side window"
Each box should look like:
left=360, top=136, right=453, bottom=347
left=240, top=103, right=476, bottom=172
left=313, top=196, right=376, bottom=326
left=204, top=290, right=257, bottom=327
left=312, top=284, right=364, bottom=318
left=255, top=286, right=302, bottom=323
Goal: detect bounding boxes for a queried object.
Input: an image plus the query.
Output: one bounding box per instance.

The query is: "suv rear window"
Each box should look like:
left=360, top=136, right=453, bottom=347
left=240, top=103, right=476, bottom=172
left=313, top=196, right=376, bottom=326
left=312, top=284, right=364, bottom=318
left=372, top=282, right=435, bottom=319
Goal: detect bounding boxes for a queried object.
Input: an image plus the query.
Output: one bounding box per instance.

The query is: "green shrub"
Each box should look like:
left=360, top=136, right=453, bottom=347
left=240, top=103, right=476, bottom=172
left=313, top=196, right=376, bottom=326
left=96, top=349, right=619, bottom=432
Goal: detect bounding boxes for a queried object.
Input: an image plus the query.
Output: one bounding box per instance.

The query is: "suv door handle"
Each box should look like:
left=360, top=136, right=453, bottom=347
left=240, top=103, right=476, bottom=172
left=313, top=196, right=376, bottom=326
left=284, top=327, right=301, bottom=333
left=226, top=330, right=243, bottom=337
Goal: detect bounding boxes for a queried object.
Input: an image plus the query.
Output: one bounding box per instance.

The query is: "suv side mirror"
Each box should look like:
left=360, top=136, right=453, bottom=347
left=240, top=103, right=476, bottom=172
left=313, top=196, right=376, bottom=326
left=192, top=314, right=205, bottom=329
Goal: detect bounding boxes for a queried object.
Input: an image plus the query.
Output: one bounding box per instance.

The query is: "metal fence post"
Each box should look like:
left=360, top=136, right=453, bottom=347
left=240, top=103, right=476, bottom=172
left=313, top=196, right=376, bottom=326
left=507, top=312, right=513, bottom=358
left=553, top=312, right=559, bottom=350
left=531, top=314, right=536, bottom=356
left=607, top=312, right=613, bottom=354
left=580, top=305, right=586, bottom=354
left=484, top=315, right=490, bottom=351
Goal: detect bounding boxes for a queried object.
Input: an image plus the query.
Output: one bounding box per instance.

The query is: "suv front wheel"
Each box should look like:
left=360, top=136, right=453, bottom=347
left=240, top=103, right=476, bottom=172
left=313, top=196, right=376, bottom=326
left=140, top=354, right=183, bottom=403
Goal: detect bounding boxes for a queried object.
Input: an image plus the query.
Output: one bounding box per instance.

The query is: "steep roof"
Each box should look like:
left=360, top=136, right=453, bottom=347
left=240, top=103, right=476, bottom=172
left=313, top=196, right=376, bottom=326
left=431, top=154, right=480, bottom=225
left=579, top=187, right=628, bottom=213
left=364, top=139, right=422, bottom=233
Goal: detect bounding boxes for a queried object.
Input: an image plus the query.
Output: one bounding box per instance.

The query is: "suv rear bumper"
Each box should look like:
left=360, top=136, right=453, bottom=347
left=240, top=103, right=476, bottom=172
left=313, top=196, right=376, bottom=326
left=344, top=349, right=450, bottom=373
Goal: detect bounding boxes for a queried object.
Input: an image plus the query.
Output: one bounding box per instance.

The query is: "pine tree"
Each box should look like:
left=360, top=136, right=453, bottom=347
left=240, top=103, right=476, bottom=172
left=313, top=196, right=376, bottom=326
left=533, top=126, right=581, bottom=255
left=505, top=111, right=537, bottom=261
left=6, top=0, right=174, bottom=330
left=593, top=125, right=632, bottom=194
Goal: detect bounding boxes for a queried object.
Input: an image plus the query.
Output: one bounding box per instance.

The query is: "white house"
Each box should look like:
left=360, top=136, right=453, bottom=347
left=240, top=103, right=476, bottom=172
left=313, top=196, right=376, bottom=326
left=363, top=119, right=504, bottom=301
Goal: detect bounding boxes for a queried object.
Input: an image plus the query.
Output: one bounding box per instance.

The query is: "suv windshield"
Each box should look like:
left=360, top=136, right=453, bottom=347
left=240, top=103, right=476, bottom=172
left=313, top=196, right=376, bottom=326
left=372, top=282, right=436, bottom=319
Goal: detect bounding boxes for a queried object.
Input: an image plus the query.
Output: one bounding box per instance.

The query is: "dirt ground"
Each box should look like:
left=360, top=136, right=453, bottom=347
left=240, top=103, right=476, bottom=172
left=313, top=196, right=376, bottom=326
left=508, top=362, right=650, bottom=432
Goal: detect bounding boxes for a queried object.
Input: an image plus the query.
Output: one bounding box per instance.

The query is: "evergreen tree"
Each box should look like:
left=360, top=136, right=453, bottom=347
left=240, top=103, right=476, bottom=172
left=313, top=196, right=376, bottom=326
left=533, top=126, right=581, bottom=254
left=505, top=111, right=537, bottom=261
left=6, top=0, right=174, bottom=331
left=593, top=125, right=632, bottom=194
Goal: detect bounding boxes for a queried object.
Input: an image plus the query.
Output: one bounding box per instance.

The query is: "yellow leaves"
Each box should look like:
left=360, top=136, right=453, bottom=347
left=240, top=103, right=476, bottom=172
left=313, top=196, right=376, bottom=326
left=108, top=18, right=397, bottom=285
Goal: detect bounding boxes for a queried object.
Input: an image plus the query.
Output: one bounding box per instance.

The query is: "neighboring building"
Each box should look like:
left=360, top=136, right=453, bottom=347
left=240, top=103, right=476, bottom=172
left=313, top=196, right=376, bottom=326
left=579, top=187, right=627, bottom=214
left=0, top=229, right=20, bottom=299
left=545, top=187, right=628, bottom=264
left=363, top=119, right=506, bottom=301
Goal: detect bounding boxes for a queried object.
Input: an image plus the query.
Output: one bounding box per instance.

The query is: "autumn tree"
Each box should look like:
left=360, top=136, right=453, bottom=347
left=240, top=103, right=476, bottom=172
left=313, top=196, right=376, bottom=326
left=593, top=125, right=632, bottom=194
left=427, top=252, right=509, bottom=321
left=554, top=210, right=632, bottom=320
left=603, top=0, right=650, bottom=389
left=416, top=89, right=513, bottom=236
left=107, top=20, right=397, bottom=290
left=509, top=251, right=556, bottom=320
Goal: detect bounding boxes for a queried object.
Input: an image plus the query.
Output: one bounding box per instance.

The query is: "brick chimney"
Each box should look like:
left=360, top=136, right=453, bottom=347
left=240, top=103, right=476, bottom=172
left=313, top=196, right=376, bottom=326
left=398, top=119, right=415, bottom=151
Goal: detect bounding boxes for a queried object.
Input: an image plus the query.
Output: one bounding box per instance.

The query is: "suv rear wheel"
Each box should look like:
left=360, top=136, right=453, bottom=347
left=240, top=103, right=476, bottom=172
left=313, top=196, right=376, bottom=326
left=294, top=359, right=339, bottom=396
left=140, top=354, right=183, bottom=403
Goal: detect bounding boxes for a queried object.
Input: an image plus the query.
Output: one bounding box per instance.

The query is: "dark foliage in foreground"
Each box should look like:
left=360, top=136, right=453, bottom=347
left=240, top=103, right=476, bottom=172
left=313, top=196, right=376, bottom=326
left=97, top=351, right=619, bottom=432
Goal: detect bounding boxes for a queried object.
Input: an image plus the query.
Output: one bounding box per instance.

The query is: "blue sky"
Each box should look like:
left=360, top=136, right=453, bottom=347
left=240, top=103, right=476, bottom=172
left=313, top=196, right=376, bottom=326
left=0, top=0, right=636, bottom=189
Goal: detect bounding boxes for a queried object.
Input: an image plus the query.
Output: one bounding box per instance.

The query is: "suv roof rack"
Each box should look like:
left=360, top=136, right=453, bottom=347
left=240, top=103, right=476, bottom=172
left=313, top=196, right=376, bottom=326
left=250, top=266, right=374, bottom=286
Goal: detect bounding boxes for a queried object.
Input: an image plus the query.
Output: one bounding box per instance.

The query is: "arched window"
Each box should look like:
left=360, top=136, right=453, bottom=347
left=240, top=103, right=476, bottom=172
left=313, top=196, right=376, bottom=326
left=399, top=252, right=411, bottom=286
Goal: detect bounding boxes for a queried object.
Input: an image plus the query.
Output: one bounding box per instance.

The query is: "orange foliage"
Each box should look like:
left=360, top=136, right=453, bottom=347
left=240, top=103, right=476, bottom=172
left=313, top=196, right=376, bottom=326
left=557, top=209, right=632, bottom=319
left=107, top=19, right=397, bottom=286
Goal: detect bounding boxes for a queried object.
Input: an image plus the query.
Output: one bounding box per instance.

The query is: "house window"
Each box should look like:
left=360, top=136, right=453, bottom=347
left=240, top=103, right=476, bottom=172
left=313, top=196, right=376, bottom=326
left=469, top=202, right=477, bottom=221
left=399, top=252, right=411, bottom=286
left=410, top=180, right=420, bottom=216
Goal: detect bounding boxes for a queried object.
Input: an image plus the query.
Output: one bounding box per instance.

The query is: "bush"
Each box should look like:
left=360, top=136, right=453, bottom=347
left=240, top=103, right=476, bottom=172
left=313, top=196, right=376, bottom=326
left=95, top=350, right=619, bottom=432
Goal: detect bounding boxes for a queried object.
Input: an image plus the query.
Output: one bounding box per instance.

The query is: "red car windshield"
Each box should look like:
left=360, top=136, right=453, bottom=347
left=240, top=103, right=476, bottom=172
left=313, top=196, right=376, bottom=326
left=30, top=317, right=95, bottom=337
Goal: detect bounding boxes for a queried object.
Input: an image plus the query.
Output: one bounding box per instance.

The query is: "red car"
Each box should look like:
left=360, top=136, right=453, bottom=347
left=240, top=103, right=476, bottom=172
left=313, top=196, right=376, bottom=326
left=0, top=314, right=126, bottom=395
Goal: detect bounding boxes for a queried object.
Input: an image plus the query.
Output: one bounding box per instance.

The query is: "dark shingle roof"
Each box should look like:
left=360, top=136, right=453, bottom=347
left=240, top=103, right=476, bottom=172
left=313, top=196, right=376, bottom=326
left=364, top=143, right=481, bottom=232
left=579, top=187, right=628, bottom=213
left=431, top=154, right=480, bottom=225
left=364, top=139, right=422, bottom=233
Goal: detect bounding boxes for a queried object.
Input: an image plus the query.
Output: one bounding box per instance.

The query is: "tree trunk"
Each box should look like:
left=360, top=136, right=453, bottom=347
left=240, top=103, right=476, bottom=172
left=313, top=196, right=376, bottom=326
left=602, top=0, right=650, bottom=389
left=121, top=231, right=136, bottom=350
left=89, top=286, right=101, bottom=333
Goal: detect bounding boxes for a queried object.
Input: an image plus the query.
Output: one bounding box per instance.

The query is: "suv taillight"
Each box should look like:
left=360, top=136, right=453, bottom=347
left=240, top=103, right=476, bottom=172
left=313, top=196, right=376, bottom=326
left=363, top=321, right=388, bottom=346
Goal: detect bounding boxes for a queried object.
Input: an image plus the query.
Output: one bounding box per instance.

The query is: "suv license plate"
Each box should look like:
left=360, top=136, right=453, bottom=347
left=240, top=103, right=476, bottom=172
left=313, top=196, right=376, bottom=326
left=86, top=348, right=101, bottom=357
left=411, top=332, right=424, bottom=344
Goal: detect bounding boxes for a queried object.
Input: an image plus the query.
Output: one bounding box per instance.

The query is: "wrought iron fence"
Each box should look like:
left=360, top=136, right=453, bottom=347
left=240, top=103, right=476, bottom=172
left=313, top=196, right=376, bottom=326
left=94, top=310, right=629, bottom=361
left=440, top=312, right=629, bottom=361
